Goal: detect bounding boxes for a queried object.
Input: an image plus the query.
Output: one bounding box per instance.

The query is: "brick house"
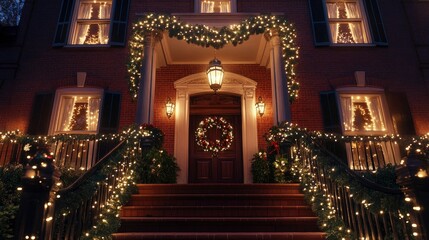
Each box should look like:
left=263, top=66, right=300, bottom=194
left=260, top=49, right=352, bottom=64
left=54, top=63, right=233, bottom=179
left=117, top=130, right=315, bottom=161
left=1, top=0, right=428, bottom=184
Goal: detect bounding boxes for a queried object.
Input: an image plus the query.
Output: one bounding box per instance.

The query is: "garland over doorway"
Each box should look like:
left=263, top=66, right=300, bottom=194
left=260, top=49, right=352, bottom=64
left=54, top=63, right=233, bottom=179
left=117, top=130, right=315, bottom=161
left=127, top=14, right=299, bottom=101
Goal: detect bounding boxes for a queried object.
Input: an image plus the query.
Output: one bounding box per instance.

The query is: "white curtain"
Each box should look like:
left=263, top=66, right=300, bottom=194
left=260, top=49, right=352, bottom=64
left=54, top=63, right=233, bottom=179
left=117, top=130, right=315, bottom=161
left=344, top=3, right=360, bottom=18
left=58, top=97, right=75, bottom=132
left=219, top=1, right=230, bottom=13
left=74, top=24, right=90, bottom=44
left=78, top=3, right=93, bottom=19
left=348, top=22, right=364, bottom=43
left=329, top=23, right=339, bottom=43
left=326, top=3, right=338, bottom=19
left=98, top=24, right=110, bottom=44
left=98, top=3, right=112, bottom=19
left=201, top=0, right=214, bottom=13
left=368, top=96, right=385, bottom=131
left=340, top=96, right=353, bottom=131
left=87, top=97, right=101, bottom=131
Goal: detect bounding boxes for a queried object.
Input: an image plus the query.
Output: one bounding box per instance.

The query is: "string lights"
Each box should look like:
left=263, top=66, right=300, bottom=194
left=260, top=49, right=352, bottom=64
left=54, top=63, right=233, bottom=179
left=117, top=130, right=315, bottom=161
left=127, top=14, right=299, bottom=102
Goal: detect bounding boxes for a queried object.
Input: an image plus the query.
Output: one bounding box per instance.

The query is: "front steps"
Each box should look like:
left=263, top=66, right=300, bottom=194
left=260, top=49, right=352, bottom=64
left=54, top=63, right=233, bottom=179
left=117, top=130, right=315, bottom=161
left=112, top=184, right=325, bottom=240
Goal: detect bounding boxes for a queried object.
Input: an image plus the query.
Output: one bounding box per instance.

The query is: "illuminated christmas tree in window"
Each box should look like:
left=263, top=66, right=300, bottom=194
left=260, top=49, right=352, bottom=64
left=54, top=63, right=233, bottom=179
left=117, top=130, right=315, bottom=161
left=352, top=102, right=372, bottom=131
left=68, top=103, right=88, bottom=131
left=336, top=3, right=355, bottom=43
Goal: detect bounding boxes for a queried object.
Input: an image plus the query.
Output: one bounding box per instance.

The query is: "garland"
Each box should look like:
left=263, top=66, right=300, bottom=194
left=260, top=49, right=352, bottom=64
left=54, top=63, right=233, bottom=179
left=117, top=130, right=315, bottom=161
left=195, top=116, right=234, bottom=155
left=127, top=13, right=299, bottom=101
left=264, top=122, right=419, bottom=239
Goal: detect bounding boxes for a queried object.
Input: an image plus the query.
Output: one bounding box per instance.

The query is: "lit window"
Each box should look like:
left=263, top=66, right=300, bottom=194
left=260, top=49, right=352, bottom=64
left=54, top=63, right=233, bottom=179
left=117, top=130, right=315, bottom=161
left=70, top=0, right=112, bottom=45
left=325, top=0, right=369, bottom=44
left=200, top=0, right=231, bottom=13
left=339, top=94, right=387, bottom=133
left=51, top=90, right=102, bottom=134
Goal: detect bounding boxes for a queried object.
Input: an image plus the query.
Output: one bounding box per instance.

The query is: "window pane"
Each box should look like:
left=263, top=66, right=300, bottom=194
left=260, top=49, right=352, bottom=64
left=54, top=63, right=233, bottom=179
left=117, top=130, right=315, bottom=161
left=200, top=0, right=230, bottom=13
left=330, top=22, right=366, bottom=43
left=340, top=95, right=387, bottom=133
left=56, top=96, right=101, bottom=132
left=78, top=2, right=112, bottom=19
left=71, top=23, right=110, bottom=44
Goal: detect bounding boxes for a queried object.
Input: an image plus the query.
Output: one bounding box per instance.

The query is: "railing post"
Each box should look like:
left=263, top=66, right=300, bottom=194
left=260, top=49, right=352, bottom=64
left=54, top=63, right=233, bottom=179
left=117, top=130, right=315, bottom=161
left=396, top=154, right=429, bottom=239
left=15, top=149, right=58, bottom=240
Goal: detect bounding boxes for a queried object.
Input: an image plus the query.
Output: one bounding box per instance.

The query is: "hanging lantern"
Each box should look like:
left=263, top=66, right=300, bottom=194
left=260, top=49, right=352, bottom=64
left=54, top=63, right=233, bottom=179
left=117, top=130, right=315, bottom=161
left=207, top=58, right=224, bottom=93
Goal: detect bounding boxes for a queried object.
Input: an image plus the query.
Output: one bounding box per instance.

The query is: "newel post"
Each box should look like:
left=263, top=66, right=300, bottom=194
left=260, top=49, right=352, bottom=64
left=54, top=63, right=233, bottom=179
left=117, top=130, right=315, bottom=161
left=396, top=154, right=429, bottom=239
left=15, top=148, right=59, bottom=240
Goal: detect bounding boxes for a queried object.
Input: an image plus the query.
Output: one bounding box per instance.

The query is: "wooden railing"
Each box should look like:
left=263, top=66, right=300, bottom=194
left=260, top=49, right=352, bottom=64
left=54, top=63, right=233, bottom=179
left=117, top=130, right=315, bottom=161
left=289, top=133, right=425, bottom=239
left=0, top=133, right=119, bottom=170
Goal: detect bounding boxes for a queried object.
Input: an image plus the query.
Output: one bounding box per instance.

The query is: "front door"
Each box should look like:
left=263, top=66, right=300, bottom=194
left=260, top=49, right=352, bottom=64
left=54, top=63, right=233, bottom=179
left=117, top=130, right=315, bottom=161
left=189, top=94, right=243, bottom=183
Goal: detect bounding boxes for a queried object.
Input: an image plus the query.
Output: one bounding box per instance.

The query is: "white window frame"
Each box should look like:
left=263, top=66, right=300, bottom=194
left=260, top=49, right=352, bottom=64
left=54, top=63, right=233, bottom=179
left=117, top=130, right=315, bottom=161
left=325, top=0, right=372, bottom=45
left=49, top=88, right=104, bottom=135
left=195, top=0, right=237, bottom=13
left=68, top=0, right=113, bottom=45
left=336, top=87, right=400, bottom=170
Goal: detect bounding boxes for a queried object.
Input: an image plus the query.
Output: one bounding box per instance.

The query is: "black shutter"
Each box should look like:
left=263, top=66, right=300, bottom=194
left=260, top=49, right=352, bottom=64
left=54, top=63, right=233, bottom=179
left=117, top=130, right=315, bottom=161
left=308, top=0, right=330, bottom=46
left=385, top=92, right=415, bottom=135
left=53, top=0, right=75, bottom=46
left=27, top=93, right=54, bottom=135
left=363, top=0, right=388, bottom=46
left=320, top=91, right=341, bottom=133
left=99, top=92, right=121, bottom=133
left=110, top=0, right=130, bottom=46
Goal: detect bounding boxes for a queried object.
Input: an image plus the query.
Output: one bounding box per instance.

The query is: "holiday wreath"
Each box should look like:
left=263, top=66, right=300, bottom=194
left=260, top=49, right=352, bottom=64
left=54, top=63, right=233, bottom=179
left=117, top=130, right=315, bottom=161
left=195, top=116, right=234, bottom=155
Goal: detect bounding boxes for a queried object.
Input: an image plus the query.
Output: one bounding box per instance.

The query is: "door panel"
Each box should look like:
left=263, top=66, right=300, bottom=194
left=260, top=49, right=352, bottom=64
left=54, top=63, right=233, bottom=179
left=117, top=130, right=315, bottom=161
left=189, top=94, right=243, bottom=183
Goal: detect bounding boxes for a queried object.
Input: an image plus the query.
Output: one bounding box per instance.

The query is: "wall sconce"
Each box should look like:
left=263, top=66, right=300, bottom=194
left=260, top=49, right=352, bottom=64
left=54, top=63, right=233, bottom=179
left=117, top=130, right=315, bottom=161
left=165, top=97, right=175, bottom=119
left=207, top=57, right=224, bottom=93
left=255, top=96, right=265, bottom=117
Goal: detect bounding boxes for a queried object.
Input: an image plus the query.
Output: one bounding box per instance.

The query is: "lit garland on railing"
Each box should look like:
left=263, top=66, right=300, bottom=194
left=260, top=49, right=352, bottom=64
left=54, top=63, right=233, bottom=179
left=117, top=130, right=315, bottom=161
left=263, top=122, right=425, bottom=239
left=127, top=13, right=299, bottom=101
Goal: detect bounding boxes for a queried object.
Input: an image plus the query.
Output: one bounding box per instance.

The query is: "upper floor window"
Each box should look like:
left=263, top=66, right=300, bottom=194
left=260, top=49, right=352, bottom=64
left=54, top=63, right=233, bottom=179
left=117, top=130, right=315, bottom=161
left=70, top=0, right=112, bottom=45
left=308, top=0, right=387, bottom=46
left=325, top=0, right=369, bottom=44
left=53, top=0, right=130, bottom=47
left=200, top=0, right=231, bottom=13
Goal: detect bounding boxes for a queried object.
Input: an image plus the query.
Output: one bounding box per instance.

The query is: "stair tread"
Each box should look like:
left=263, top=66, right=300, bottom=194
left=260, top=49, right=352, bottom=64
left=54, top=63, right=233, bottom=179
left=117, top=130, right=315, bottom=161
left=121, top=216, right=319, bottom=220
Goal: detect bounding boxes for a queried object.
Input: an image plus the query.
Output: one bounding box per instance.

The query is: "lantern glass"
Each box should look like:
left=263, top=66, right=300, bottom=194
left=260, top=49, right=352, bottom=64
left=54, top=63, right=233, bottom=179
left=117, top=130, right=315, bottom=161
left=256, top=96, right=265, bottom=117
left=165, top=97, right=175, bottom=119
left=207, top=58, right=224, bottom=93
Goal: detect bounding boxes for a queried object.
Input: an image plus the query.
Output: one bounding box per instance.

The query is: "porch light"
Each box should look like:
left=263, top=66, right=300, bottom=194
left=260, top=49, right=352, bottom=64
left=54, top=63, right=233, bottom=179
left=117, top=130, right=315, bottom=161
left=207, top=58, right=224, bottom=93
left=165, top=97, right=175, bottom=119
left=256, top=96, right=265, bottom=117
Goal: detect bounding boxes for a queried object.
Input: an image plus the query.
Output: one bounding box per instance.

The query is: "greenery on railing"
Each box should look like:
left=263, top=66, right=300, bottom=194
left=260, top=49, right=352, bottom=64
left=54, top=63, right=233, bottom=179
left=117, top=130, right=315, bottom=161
left=258, top=122, right=425, bottom=239
left=137, top=148, right=179, bottom=184
left=0, top=164, right=23, bottom=239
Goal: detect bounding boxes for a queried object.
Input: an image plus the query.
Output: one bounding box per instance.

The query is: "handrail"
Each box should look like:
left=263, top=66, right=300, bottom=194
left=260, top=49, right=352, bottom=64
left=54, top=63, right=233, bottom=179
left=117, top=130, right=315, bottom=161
left=57, top=139, right=126, bottom=194
left=314, top=140, right=403, bottom=195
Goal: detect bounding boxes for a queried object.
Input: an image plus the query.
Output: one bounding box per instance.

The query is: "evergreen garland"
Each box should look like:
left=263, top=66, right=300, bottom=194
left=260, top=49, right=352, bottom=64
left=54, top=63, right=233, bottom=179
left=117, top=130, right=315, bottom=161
left=127, top=13, right=299, bottom=101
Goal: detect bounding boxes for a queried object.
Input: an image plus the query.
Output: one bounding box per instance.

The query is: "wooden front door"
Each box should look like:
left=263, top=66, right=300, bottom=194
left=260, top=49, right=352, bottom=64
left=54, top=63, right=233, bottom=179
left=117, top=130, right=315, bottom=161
left=189, top=94, right=243, bottom=183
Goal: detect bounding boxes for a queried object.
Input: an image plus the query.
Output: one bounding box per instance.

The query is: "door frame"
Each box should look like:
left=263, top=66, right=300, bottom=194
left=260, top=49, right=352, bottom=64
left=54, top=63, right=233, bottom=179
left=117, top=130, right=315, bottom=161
left=174, top=72, right=259, bottom=183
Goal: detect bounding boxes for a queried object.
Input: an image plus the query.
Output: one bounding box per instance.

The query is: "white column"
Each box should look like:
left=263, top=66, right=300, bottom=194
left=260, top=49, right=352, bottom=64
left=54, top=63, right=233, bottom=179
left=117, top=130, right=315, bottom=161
left=242, top=86, right=258, bottom=183
left=266, top=30, right=291, bottom=125
left=174, top=88, right=189, bottom=184
left=135, top=32, right=161, bottom=124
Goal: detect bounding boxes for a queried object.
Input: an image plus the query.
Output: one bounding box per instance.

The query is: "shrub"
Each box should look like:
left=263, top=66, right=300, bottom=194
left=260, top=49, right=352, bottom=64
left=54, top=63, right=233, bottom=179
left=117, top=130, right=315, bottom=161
left=137, top=148, right=179, bottom=183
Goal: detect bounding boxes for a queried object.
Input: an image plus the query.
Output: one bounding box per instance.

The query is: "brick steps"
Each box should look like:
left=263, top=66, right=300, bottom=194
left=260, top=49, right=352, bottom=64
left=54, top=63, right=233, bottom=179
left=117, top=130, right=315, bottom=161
left=113, top=184, right=325, bottom=240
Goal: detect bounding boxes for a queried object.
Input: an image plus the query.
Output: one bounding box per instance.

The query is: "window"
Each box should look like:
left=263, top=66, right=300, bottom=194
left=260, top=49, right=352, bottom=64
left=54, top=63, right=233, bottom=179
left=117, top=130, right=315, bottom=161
left=200, top=0, right=231, bottom=13
left=52, top=90, right=102, bottom=134
left=70, top=0, right=112, bottom=45
left=325, top=0, right=369, bottom=44
left=308, top=0, right=387, bottom=46
left=339, top=94, right=387, bottom=134
left=54, top=0, right=130, bottom=47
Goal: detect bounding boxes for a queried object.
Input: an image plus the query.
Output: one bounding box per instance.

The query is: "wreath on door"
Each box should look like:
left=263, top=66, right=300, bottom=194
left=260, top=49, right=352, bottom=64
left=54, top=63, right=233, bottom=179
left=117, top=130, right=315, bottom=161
left=195, top=116, right=234, bottom=155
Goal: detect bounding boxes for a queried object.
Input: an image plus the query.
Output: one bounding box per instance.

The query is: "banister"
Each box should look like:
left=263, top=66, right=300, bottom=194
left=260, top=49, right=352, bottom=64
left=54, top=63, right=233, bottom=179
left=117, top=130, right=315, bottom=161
left=57, top=139, right=126, bottom=194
